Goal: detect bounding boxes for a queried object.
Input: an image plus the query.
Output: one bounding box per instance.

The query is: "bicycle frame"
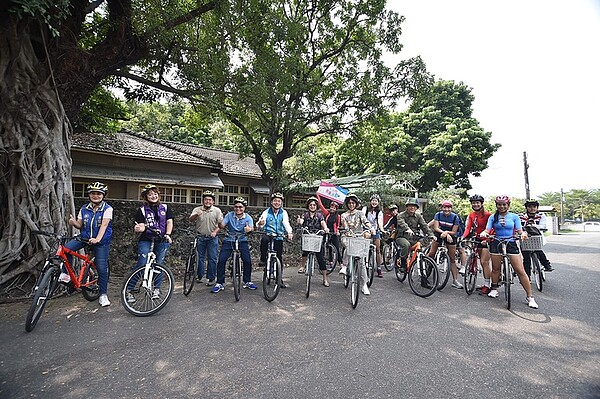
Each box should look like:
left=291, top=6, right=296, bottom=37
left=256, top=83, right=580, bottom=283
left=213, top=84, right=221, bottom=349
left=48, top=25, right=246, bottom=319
left=45, top=234, right=97, bottom=290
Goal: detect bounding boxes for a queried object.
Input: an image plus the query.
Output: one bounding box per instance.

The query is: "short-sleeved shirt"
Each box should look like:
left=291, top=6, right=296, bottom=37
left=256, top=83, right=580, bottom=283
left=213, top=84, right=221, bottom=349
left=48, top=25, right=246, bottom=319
left=221, top=211, right=253, bottom=242
left=341, top=210, right=369, bottom=235
left=191, top=206, right=223, bottom=236
left=486, top=212, right=522, bottom=239
left=434, top=211, right=460, bottom=233
left=301, top=211, right=325, bottom=233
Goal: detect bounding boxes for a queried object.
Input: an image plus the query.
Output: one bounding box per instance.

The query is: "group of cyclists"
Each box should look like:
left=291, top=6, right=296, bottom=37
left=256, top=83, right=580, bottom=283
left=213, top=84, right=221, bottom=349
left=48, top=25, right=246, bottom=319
left=60, top=181, right=552, bottom=310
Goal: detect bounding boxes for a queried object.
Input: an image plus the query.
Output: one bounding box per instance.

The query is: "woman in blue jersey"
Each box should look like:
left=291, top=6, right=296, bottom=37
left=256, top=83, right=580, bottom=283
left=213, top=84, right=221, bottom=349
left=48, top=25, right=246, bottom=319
left=480, top=195, right=538, bottom=309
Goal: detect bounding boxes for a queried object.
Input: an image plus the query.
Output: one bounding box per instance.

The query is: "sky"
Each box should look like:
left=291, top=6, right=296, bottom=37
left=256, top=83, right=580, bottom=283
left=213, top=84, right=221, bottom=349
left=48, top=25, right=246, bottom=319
left=385, top=0, right=600, bottom=199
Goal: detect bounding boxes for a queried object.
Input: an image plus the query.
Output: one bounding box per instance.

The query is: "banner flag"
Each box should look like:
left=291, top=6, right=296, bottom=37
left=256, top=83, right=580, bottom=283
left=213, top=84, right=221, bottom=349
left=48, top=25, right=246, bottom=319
left=317, top=181, right=348, bottom=203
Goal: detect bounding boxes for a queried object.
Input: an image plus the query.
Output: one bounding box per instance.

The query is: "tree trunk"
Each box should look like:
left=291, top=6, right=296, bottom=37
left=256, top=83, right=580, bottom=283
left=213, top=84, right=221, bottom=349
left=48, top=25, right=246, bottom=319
left=0, top=18, right=73, bottom=297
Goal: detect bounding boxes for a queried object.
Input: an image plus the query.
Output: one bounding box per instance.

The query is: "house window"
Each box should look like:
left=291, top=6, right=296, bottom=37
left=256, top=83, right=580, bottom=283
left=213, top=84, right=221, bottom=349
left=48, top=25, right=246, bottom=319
left=73, top=182, right=86, bottom=198
left=190, top=189, right=203, bottom=204
left=218, top=185, right=250, bottom=206
left=172, top=188, right=187, bottom=203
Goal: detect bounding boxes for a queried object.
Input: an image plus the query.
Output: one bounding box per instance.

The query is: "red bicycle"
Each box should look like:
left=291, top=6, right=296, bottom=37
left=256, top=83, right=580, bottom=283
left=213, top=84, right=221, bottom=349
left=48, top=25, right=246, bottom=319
left=25, top=231, right=100, bottom=332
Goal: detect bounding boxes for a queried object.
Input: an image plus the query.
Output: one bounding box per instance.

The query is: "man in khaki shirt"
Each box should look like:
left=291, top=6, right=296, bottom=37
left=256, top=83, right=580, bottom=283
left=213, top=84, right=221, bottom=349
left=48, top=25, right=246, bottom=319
left=189, top=190, right=223, bottom=286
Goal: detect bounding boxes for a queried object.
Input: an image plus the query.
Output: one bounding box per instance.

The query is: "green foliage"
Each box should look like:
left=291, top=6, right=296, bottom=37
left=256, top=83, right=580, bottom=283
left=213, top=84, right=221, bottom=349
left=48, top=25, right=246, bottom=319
left=8, top=0, right=72, bottom=36
left=539, top=189, right=600, bottom=221
left=75, top=86, right=129, bottom=133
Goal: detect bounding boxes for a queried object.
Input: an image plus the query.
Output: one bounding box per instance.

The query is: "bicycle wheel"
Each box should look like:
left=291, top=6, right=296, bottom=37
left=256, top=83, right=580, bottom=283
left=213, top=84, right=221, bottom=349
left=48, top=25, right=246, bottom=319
left=350, top=258, right=360, bottom=309
left=81, top=263, right=100, bottom=301
left=262, top=256, right=281, bottom=302
left=321, top=243, right=338, bottom=275
left=464, top=253, right=478, bottom=295
left=25, top=265, right=58, bottom=332
left=305, top=253, right=314, bottom=298
left=232, top=254, right=241, bottom=302
left=531, top=253, right=543, bottom=292
left=183, top=248, right=198, bottom=296
left=503, top=259, right=511, bottom=310
left=344, top=263, right=350, bottom=288
left=408, top=256, right=438, bottom=298
left=395, top=259, right=408, bottom=282
left=121, top=264, right=175, bottom=317
left=366, top=247, right=375, bottom=287
left=436, top=252, right=450, bottom=290
left=382, top=243, right=394, bottom=271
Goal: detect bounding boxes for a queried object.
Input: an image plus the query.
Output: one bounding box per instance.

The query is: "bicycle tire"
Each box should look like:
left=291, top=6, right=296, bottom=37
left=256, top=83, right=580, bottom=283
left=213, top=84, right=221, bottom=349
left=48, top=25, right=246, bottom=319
left=382, top=243, right=394, bottom=271
left=366, top=247, right=375, bottom=287
left=262, top=255, right=281, bottom=302
left=305, top=253, right=314, bottom=298
left=183, top=247, right=198, bottom=296
left=464, top=253, right=478, bottom=295
left=408, top=256, right=438, bottom=298
left=344, top=264, right=350, bottom=288
left=321, top=243, right=338, bottom=275
left=81, top=263, right=100, bottom=301
left=25, top=266, right=58, bottom=332
left=232, top=254, right=241, bottom=302
left=395, top=259, right=407, bottom=282
left=531, top=253, right=543, bottom=292
left=436, top=252, right=451, bottom=291
left=121, top=264, right=175, bottom=317
left=503, top=258, right=511, bottom=310
left=351, top=258, right=360, bottom=308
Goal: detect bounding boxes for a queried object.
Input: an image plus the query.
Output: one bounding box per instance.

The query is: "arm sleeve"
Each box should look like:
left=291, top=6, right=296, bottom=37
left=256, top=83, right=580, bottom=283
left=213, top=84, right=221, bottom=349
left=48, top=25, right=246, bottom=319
left=135, top=208, right=145, bottom=224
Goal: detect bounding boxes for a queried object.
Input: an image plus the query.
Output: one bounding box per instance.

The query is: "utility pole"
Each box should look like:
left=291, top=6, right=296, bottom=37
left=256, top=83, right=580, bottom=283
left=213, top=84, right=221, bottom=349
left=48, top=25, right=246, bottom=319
left=523, top=151, right=530, bottom=199
left=560, top=188, right=564, bottom=226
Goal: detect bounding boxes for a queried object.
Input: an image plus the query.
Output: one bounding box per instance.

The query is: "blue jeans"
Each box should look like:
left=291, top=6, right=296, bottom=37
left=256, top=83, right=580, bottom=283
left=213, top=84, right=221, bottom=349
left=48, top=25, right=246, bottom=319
left=197, top=236, right=218, bottom=281
left=216, top=240, right=253, bottom=284
left=65, top=240, right=110, bottom=295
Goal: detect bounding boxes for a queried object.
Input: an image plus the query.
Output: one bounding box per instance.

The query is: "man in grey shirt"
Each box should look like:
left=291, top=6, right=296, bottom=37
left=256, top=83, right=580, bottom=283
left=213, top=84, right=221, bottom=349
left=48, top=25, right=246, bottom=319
left=189, top=190, right=223, bottom=286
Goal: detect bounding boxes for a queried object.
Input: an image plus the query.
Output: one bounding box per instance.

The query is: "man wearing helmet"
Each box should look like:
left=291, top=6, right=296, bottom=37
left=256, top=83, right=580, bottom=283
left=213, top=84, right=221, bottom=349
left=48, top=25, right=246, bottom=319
left=64, top=182, right=113, bottom=307
left=394, top=198, right=432, bottom=272
left=189, top=190, right=223, bottom=286
left=212, top=197, right=256, bottom=293
left=462, top=194, right=492, bottom=294
left=257, top=192, right=294, bottom=288
left=427, top=200, right=462, bottom=289
left=296, top=197, right=330, bottom=286
left=520, top=199, right=553, bottom=274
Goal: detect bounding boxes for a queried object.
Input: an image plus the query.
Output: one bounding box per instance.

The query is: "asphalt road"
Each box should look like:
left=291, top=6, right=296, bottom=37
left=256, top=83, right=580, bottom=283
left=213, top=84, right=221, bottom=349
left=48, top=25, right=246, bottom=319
left=1, top=233, right=599, bottom=399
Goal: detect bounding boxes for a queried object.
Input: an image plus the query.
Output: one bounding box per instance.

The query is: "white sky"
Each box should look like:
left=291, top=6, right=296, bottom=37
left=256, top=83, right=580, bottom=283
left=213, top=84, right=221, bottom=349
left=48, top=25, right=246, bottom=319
left=386, top=0, right=600, bottom=199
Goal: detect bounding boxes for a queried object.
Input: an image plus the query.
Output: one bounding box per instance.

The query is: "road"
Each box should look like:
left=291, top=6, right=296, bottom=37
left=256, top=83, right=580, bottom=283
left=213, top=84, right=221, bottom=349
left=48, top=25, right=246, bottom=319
left=1, top=233, right=599, bottom=399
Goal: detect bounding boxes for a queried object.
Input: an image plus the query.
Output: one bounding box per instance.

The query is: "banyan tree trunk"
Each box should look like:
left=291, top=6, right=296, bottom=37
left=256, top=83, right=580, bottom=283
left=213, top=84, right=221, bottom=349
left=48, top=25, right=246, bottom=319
left=0, top=18, right=74, bottom=297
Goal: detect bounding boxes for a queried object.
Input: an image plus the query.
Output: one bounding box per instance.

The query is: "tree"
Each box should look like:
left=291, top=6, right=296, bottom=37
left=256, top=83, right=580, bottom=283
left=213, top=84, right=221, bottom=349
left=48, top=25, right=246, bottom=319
left=0, top=0, right=219, bottom=294
left=119, top=0, right=432, bottom=192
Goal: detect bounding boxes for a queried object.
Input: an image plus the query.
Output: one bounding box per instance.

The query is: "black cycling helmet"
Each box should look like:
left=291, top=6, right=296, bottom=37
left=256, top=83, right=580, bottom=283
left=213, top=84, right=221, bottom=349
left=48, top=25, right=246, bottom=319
left=271, top=192, right=284, bottom=200
left=469, top=194, right=484, bottom=203
left=233, top=196, right=247, bottom=207
left=141, top=183, right=159, bottom=198
left=524, top=199, right=539, bottom=207
left=87, top=181, right=108, bottom=195
left=202, top=190, right=216, bottom=200
left=344, top=194, right=360, bottom=207
left=305, top=196, right=318, bottom=208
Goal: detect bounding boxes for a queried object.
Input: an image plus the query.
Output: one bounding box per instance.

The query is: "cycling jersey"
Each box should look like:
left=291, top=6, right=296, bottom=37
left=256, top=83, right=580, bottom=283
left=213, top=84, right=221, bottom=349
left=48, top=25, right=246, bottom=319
left=486, top=212, right=522, bottom=239
left=462, top=209, right=492, bottom=239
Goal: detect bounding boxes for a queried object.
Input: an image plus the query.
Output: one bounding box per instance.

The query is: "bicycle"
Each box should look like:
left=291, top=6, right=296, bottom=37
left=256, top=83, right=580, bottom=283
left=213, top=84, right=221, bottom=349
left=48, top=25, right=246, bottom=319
left=257, top=231, right=286, bottom=302
left=320, top=232, right=339, bottom=275
left=520, top=235, right=545, bottom=292
left=433, top=239, right=451, bottom=290
left=489, top=236, right=517, bottom=310
left=121, top=227, right=175, bottom=316
left=25, top=231, right=100, bottom=332
left=341, top=231, right=371, bottom=309
left=301, top=228, right=324, bottom=298
left=183, top=232, right=214, bottom=296
left=395, top=233, right=439, bottom=298
left=381, top=230, right=399, bottom=272
left=462, top=238, right=481, bottom=295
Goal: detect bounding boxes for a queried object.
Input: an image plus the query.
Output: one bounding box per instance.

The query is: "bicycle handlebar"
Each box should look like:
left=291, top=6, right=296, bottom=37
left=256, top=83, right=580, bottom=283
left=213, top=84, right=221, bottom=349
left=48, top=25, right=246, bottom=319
left=31, top=230, right=90, bottom=244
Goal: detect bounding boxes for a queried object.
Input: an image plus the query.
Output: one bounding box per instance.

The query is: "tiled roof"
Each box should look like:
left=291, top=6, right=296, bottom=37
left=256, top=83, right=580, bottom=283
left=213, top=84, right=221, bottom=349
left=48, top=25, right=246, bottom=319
left=72, top=131, right=263, bottom=178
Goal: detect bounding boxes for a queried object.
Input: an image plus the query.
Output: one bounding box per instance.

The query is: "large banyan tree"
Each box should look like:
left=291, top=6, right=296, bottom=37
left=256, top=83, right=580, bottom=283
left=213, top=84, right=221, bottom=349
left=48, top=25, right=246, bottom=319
left=0, top=0, right=219, bottom=297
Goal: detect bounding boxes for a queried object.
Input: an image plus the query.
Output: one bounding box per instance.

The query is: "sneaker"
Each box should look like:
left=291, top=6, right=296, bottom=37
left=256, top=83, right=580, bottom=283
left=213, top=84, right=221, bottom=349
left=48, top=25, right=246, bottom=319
left=458, top=266, right=466, bottom=275
left=526, top=296, right=539, bottom=309
left=211, top=283, right=224, bottom=293
left=544, top=265, right=554, bottom=272
left=152, top=289, right=160, bottom=299
left=243, top=281, right=258, bottom=290
left=479, top=286, right=491, bottom=295
left=488, top=289, right=499, bottom=298
left=451, top=280, right=463, bottom=289
left=99, top=294, right=111, bottom=307
left=58, top=272, right=71, bottom=283
left=339, top=266, right=347, bottom=275
left=377, top=268, right=383, bottom=278
left=280, top=281, right=287, bottom=289
left=126, top=292, right=136, bottom=303
left=361, top=284, right=370, bottom=295
left=206, top=279, right=215, bottom=286
left=420, top=278, right=432, bottom=289
left=196, top=277, right=203, bottom=283
left=297, top=267, right=305, bottom=274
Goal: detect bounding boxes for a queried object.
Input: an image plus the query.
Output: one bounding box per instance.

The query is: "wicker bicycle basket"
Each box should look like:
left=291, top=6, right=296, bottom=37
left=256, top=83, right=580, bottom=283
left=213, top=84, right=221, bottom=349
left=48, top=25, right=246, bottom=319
left=342, top=236, right=371, bottom=257
left=302, top=234, right=323, bottom=252
left=520, top=235, right=544, bottom=251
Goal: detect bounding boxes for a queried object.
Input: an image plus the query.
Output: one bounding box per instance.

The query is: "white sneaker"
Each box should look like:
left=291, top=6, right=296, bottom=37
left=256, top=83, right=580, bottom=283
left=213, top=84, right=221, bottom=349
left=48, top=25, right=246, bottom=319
left=458, top=266, right=466, bottom=275
left=339, top=266, right=347, bottom=275
left=527, top=297, right=539, bottom=309
left=488, top=289, right=499, bottom=298
left=99, top=294, right=111, bottom=307
left=451, top=280, right=463, bottom=289
left=152, top=289, right=161, bottom=300
left=361, top=284, right=370, bottom=295
left=58, top=272, right=71, bottom=283
left=126, top=292, right=136, bottom=303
